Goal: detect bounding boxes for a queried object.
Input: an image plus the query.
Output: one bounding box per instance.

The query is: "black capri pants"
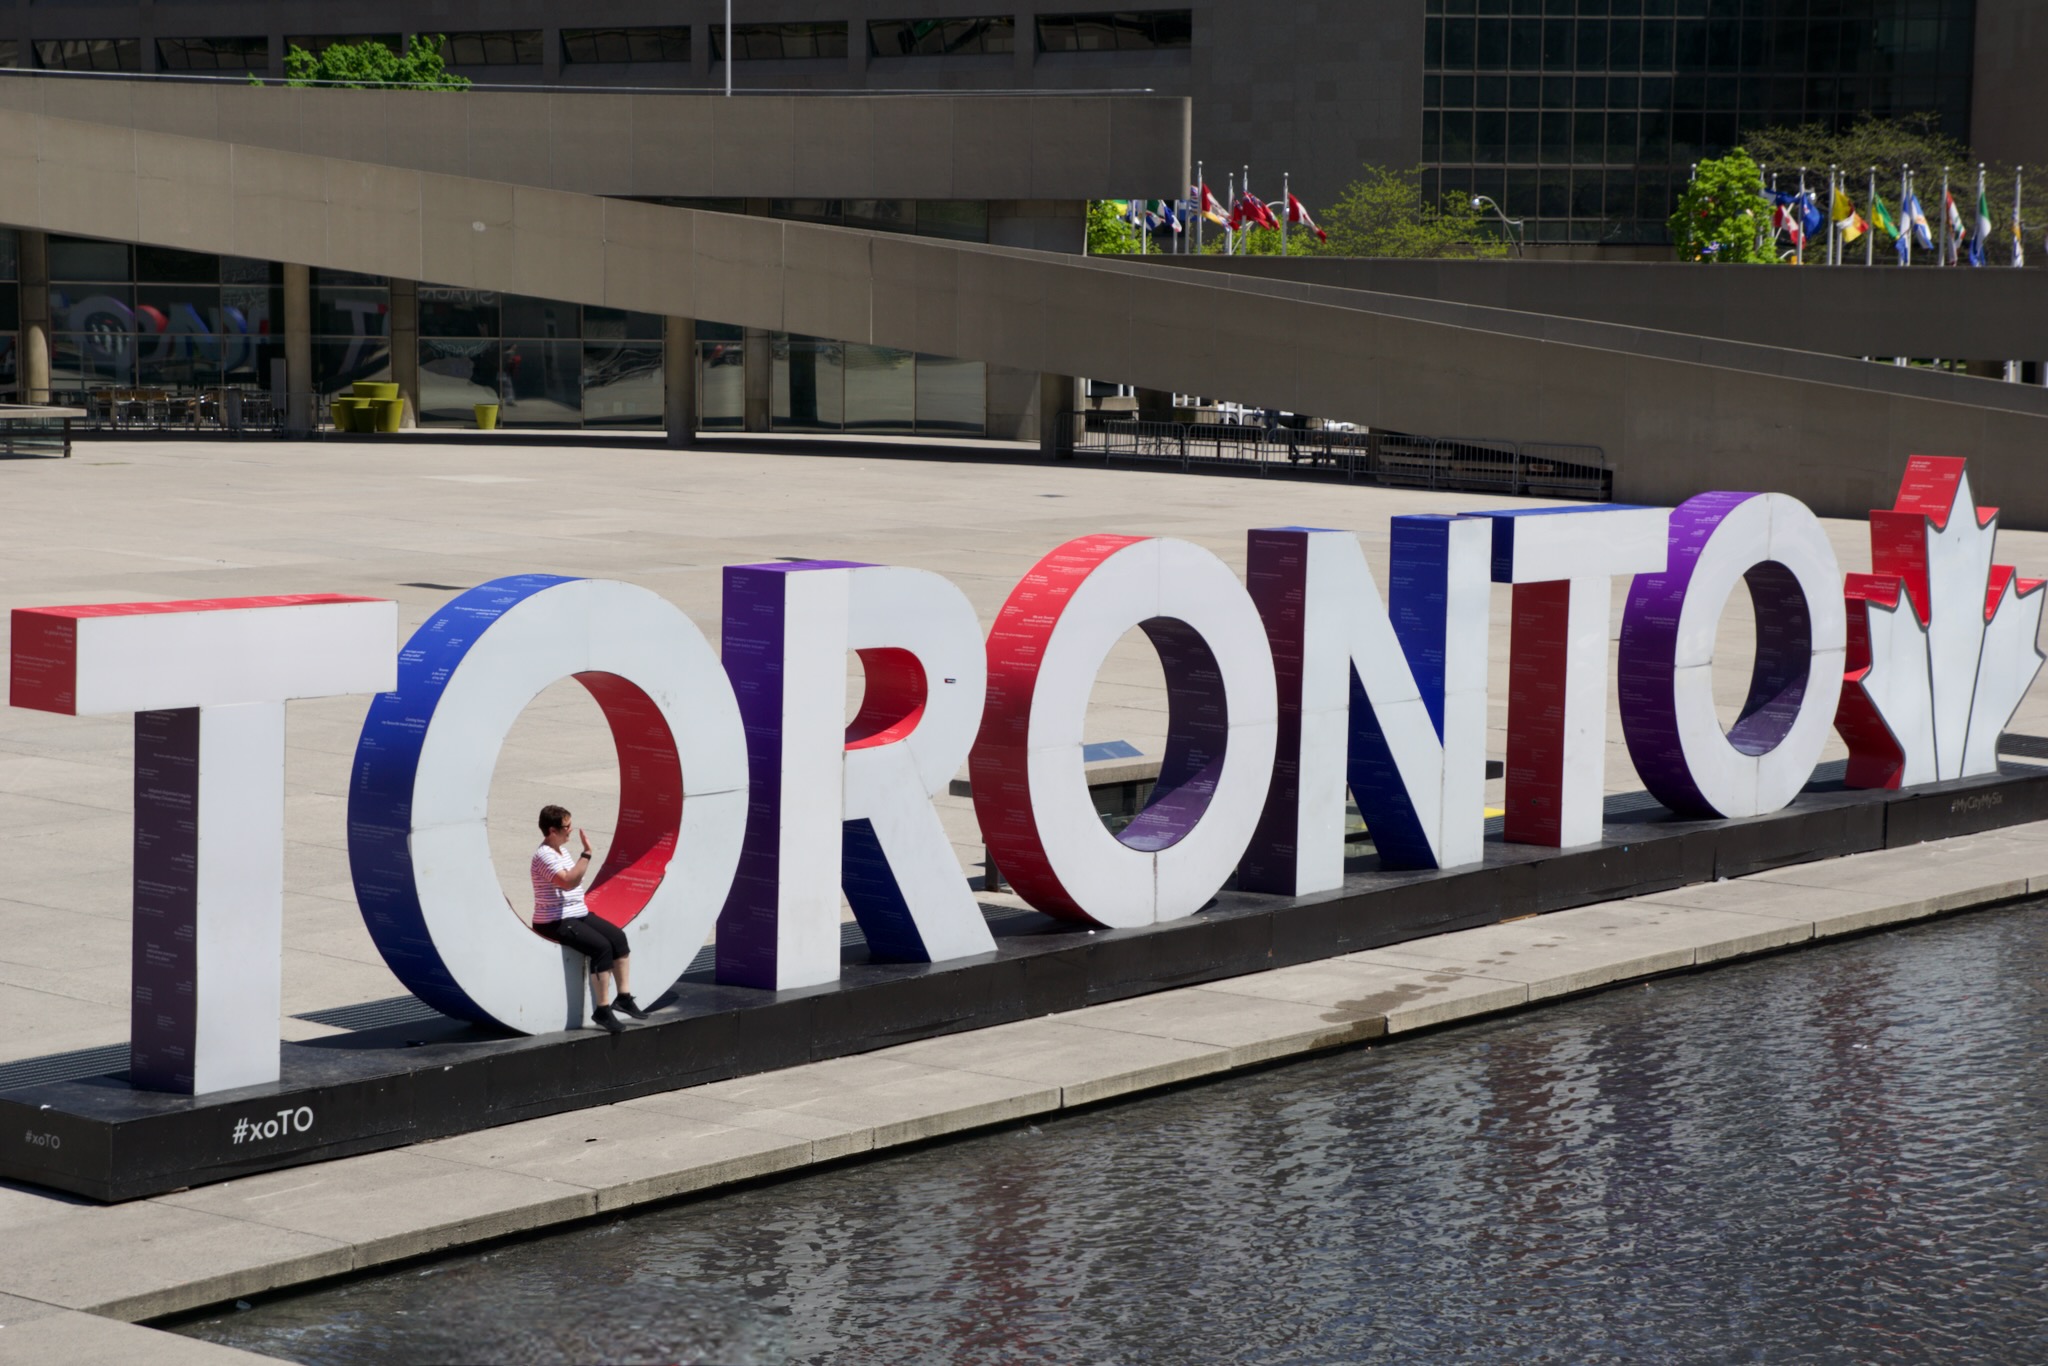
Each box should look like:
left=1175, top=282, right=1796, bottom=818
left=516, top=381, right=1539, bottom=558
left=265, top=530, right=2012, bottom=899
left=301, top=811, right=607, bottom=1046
left=539, top=915, right=630, bottom=973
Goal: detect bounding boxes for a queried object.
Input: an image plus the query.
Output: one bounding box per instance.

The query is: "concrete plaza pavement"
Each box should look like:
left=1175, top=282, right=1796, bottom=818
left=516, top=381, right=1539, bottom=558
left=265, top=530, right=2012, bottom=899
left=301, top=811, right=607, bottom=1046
left=1, top=433, right=2044, bottom=1065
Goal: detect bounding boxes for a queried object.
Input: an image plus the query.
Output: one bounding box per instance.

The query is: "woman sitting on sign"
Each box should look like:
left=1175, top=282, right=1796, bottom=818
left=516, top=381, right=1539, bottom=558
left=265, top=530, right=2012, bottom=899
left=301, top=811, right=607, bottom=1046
left=530, top=804, right=648, bottom=1033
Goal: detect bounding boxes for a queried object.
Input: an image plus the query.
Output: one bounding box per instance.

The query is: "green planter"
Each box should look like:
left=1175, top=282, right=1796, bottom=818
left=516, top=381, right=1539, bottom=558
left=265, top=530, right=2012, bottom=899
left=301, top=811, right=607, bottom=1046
left=332, top=397, right=373, bottom=432
left=351, top=381, right=400, bottom=402
left=328, top=398, right=351, bottom=432
left=369, top=397, right=404, bottom=433
left=474, top=403, right=500, bottom=431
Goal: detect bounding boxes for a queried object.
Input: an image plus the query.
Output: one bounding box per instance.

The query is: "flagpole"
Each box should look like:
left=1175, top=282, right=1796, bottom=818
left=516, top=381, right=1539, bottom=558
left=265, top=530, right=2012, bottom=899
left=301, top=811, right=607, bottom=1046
left=1281, top=171, right=1290, bottom=257
left=1226, top=170, right=1236, bottom=256
left=1796, top=166, right=1806, bottom=265
left=1901, top=166, right=1911, bottom=268
left=1938, top=165, right=1949, bottom=265
left=1867, top=167, right=1876, bottom=267
left=1195, top=159, right=1204, bottom=255
left=2018, top=165, right=2027, bottom=268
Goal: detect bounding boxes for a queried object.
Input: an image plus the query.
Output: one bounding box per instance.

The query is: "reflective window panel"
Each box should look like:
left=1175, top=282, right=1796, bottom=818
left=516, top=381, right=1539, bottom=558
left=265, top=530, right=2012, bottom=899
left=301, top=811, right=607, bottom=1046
left=156, top=37, right=268, bottom=72
left=35, top=39, right=141, bottom=72
left=772, top=335, right=845, bottom=432
left=582, top=343, right=664, bottom=428
left=869, top=18, right=1016, bottom=57
left=1036, top=11, right=1194, bottom=53
left=49, top=238, right=131, bottom=283
left=314, top=287, right=390, bottom=341
left=0, top=336, right=16, bottom=396
left=584, top=307, right=664, bottom=343
left=0, top=229, right=18, bottom=283
left=843, top=346, right=915, bottom=432
left=916, top=201, right=991, bottom=242
left=502, top=295, right=581, bottom=340
left=712, top=23, right=850, bottom=61
left=497, top=339, right=582, bottom=427
left=562, top=27, right=690, bottom=63
left=418, top=339, right=500, bottom=425
left=0, top=285, right=18, bottom=334
left=49, top=285, right=136, bottom=336
left=698, top=339, right=744, bottom=432
left=52, top=333, right=134, bottom=388
left=419, top=288, right=499, bottom=338
left=444, top=31, right=544, bottom=66
left=313, top=337, right=391, bottom=398
left=285, top=35, right=401, bottom=59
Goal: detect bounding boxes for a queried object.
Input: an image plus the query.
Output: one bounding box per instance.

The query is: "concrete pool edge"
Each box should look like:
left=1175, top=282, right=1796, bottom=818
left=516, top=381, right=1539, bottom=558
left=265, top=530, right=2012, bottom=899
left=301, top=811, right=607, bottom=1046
left=2, top=823, right=2036, bottom=1353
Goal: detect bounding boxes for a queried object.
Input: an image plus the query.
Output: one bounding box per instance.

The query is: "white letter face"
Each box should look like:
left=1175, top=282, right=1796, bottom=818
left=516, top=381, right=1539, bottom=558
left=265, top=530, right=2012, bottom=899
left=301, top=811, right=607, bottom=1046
left=11, top=593, right=395, bottom=1095
left=1481, top=506, right=1669, bottom=848
left=1239, top=519, right=1490, bottom=889
left=349, top=575, right=746, bottom=1034
left=971, top=535, right=1277, bottom=928
left=718, top=561, right=995, bottom=990
left=1618, top=492, right=1845, bottom=819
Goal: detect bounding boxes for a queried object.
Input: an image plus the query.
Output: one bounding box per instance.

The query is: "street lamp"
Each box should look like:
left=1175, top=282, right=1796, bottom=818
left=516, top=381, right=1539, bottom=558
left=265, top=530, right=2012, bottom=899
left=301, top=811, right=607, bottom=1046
left=1471, top=195, right=1525, bottom=257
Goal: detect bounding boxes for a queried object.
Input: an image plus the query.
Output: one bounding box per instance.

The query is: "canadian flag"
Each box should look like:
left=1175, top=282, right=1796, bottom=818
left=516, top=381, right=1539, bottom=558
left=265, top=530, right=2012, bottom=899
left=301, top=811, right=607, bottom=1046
left=1231, top=192, right=1279, bottom=232
left=1285, top=193, right=1327, bottom=242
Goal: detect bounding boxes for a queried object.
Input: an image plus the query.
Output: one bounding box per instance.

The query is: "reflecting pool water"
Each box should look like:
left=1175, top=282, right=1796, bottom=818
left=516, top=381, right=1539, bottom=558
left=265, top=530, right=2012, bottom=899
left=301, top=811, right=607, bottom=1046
left=176, top=903, right=2048, bottom=1364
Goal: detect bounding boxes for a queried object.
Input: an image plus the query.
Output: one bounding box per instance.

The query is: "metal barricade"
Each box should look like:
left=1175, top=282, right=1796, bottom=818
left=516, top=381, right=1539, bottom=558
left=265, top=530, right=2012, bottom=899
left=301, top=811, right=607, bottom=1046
left=1062, top=414, right=1612, bottom=501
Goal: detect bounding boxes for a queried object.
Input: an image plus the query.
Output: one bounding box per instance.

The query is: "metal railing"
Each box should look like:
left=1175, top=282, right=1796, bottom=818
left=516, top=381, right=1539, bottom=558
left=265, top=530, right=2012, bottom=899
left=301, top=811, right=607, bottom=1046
left=1056, top=413, right=1611, bottom=501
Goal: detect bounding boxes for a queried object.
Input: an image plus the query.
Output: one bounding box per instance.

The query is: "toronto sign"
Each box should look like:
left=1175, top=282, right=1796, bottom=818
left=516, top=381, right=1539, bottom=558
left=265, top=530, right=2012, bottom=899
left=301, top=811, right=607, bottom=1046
left=7, top=455, right=2040, bottom=1096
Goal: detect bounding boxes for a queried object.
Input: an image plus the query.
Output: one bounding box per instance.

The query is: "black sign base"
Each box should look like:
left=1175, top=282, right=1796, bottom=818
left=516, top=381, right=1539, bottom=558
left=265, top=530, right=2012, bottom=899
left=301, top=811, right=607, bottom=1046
left=6, top=764, right=2046, bottom=1202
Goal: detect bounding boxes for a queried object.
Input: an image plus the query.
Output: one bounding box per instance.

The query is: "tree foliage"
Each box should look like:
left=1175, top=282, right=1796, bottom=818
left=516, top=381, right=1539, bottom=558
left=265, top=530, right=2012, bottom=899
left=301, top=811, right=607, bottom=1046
left=1085, top=200, right=1150, bottom=255
left=1740, top=114, right=2037, bottom=258
left=1306, top=166, right=1508, bottom=258
left=281, top=36, right=469, bottom=90
left=1667, top=151, right=1773, bottom=263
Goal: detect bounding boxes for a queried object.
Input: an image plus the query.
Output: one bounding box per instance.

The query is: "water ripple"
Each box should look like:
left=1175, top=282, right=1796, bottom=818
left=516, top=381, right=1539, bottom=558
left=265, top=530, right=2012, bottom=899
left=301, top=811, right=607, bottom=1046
left=178, top=903, right=2048, bottom=1365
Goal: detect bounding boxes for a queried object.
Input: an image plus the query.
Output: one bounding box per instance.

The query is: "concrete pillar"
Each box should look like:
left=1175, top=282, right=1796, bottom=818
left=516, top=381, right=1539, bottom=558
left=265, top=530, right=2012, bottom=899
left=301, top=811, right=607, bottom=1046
left=742, top=326, right=772, bottom=432
left=283, top=262, right=311, bottom=434
left=664, top=316, right=697, bottom=448
left=19, top=229, right=49, bottom=405
left=388, top=278, right=418, bottom=427
left=1038, top=373, right=1077, bottom=457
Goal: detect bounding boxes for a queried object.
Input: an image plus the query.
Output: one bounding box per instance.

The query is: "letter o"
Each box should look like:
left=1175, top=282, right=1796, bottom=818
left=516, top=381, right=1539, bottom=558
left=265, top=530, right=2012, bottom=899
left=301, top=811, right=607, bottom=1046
left=970, top=536, right=1277, bottom=928
left=1618, top=492, right=1845, bottom=819
left=348, top=575, right=748, bottom=1033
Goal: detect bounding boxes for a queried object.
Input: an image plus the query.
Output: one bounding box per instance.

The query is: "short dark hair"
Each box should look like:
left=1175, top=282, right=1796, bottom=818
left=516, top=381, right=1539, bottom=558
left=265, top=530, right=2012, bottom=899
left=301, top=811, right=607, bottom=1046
left=538, top=804, right=571, bottom=835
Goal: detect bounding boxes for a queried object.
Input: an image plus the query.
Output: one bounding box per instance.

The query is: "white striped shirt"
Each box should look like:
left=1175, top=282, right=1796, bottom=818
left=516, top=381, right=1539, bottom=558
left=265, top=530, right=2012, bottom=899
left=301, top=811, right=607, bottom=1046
left=530, top=844, right=588, bottom=924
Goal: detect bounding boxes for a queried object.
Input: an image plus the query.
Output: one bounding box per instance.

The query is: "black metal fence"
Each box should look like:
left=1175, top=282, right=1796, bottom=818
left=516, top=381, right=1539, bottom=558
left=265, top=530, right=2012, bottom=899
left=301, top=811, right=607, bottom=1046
left=1055, top=413, right=1611, bottom=501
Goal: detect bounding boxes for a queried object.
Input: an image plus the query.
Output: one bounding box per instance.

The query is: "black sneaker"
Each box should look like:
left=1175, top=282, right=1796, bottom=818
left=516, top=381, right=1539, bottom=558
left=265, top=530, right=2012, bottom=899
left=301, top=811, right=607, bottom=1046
left=613, top=992, right=649, bottom=1020
left=591, top=1004, right=625, bottom=1034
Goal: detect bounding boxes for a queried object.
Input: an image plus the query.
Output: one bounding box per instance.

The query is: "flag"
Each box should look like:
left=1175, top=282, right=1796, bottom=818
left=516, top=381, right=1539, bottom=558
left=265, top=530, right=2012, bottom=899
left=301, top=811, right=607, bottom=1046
left=1944, top=191, right=1966, bottom=264
left=1905, top=192, right=1933, bottom=249
left=1871, top=192, right=1900, bottom=241
left=1972, top=185, right=1992, bottom=267
left=1231, top=192, right=1279, bottom=232
left=1835, top=191, right=1869, bottom=243
left=1146, top=200, right=1181, bottom=233
left=2015, top=197, right=2027, bottom=268
left=1194, top=183, right=1229, bottom=226
left=1284, top=193, right=1327, bottom=242
left=1797, top=192, right=1825, bottom=241
left=1769, top=191, right=1805, bottom=248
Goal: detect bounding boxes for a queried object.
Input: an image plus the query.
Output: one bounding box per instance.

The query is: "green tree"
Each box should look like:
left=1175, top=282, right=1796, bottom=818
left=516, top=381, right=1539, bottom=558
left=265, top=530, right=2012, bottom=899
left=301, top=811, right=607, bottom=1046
left=1668, top=152, right=1773, bottom=263
left=280, top=35, right=469, bottom=90
left=1086, top=200, right=1149, bottom=255
left=1288, top=166, right=1507, bottom=259
left=1741, top=114, right=2037, bottom=263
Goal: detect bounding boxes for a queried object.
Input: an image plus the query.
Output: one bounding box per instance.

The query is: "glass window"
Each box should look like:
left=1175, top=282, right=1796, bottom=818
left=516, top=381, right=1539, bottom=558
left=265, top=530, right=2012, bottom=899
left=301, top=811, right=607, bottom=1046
left=772, top=335, right=844, bottom=432
left=842, top=346, right=915, bottom=433
left=0, top=41, right=16, bottom=69
left=222, top=287, right=282, bottom=345
left=0, top=230, right=18, bottom=283
left=870, top=18, right=1015, bottom=57
left=843, top=200, right=915, bottom=233
left=1442, top=17, right=1476, bottom=66
left=35, top=39, right=141, bottom=73
left=713, top=23, right=850, bottom=61
left=137, top=285, right=220, bottom=337
left=50, top=285, right=134, bottom=335
left=1475, top=110, right=1507, bottom=163
left=1510, top=18, right=1542, bottom=68
left=49, top=238, right=130, bottom=283
left=156, top=37, right=267, bottom=72
left=582, top=343, right=663, bottom=428
left=220, top=256, right=281, bottom=287
left=917, top=201, right=990, bottom=242
left=698, top=338, right=744, bottom=432
left=136, top=325, right=222, bottom=391
left=1477, top=18, right=1509, bottom=68
left=314, top=337, right=391, bottom=399
left=310, top=268, right=388, bottom=289
left=502, top=295, right=580, bottom=340
left=584, top=307, right=664, bottom=342
left=497, top=339, right=581, bottom=427
left=1574, top=110, right=1604, bottom=162
left=419, top=288, right=499, bottom=339
left=917, top=356, right=978, bottom=436
left=285, top=36, right=400, bottom=59
left=561, top=27, right=691, bottom=64
left=419, top=340, right=500, bottom=425
left=444, top=31, right=544, bottom=66
left=0, top=284, right=17, bottom=333
left=135, top=247, right=220, bottom=284
left=1540, top=110, right=1571, bottom=161
left=1035, top=12, right=1193, bottom=53
left=314, top=287, right=390, bottom=340
left=53, top=333, right=133, bottom=388
left=1508, top=110, right=1539, bottom=162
